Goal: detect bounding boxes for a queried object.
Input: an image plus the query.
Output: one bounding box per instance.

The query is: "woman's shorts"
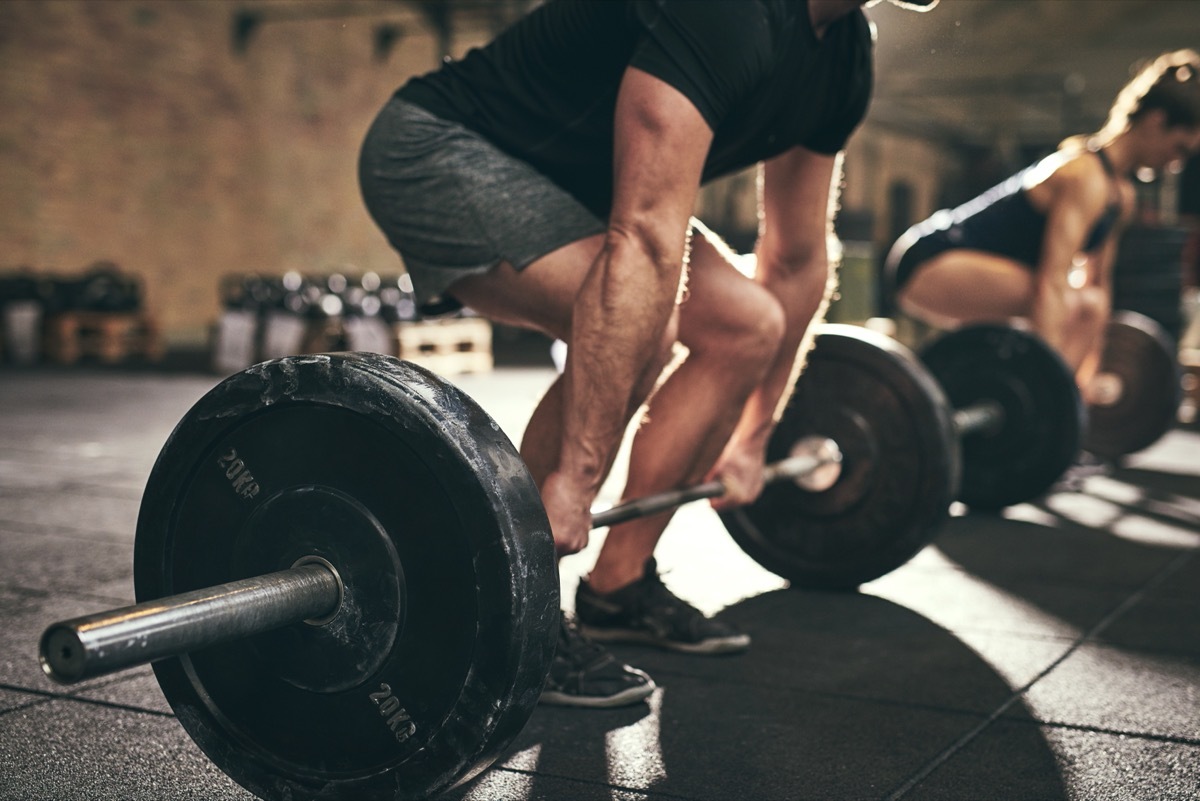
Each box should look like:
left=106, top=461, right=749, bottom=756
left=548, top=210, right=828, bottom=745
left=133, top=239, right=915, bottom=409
left=358, top=97, right=607, bottom=314
left=884, top=215, right=962, bottom=298
left=884, top=212, right=1039, bottom=304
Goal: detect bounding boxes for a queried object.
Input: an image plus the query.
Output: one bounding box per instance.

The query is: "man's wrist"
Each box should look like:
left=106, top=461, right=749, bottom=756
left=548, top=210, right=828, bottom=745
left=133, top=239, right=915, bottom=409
left=728, top=424, right=772, bottom=457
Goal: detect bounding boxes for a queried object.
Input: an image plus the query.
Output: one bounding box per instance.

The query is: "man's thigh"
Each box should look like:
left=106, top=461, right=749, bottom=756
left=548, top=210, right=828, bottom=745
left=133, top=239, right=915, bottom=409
left=454, top=217, right=766, bottom=345
left=677, top=222, right=779, bottom=348
left=359, top=98, right=605, bottom=316
left=448, top=234, right=606, bottom=340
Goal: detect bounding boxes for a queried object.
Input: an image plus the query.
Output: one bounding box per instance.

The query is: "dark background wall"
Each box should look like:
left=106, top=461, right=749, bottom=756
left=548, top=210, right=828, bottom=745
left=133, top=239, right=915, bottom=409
left=0, top=0, right=464, bottom=344
left=2, top=0, right=1197, bottom=347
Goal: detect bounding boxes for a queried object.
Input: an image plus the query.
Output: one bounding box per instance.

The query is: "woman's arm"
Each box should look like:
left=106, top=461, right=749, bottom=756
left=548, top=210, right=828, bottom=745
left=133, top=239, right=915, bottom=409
left=1075, top=176, right=1136, bottom=393
left=1029, top=155, right=1112, bottom=366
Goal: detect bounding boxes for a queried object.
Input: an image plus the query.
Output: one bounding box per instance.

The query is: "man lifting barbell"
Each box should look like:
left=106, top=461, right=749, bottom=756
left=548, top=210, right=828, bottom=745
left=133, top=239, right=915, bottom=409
left=886, top=50, right=1200, bottom=404
left=35, top=321, right=1095, bottom=800
left=359, top=0, right=937, bottom=708
left=9, top=326, right=1178, bottom=794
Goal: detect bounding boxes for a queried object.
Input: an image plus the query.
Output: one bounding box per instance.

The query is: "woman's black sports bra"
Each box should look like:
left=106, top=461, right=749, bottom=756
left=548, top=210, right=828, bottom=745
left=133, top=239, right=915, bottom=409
left=887, top=147, right=1124, bottom=291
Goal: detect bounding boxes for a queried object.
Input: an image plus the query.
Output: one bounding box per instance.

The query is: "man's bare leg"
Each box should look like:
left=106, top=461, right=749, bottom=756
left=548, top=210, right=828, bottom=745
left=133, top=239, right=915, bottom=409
left=448, top=233, right=671, bottom=705
left=585, top=234, right=786, bottom=594
left=449, top=235, right=678, bottom=494
left=448, top=238, right=588, bottom=486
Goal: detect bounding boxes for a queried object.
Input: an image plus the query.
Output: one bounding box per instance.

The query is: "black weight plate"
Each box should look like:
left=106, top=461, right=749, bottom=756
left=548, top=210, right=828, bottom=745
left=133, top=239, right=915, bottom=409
left=134, top=353, right=558, bottom=801
left=233, top=485, right=406, bottom=693
left=1083, top=310, right=1181, bottom=460
left=921, top=325, right=1084, bottom=510
left=720, top=325, right=958, bottom=590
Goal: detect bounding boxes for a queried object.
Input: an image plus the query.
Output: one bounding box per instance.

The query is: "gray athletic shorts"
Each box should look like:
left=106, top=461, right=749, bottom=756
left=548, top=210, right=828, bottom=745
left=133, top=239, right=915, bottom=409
left=358, top=97, right=607, bottom=314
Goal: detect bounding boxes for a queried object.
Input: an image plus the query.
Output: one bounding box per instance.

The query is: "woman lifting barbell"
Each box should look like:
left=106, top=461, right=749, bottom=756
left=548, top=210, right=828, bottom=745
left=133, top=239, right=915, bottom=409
left=886, top=49, right=1200, bottom=402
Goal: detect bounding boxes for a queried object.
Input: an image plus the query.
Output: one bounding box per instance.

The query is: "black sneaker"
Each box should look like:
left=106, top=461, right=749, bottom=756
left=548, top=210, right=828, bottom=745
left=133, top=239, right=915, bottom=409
left=540, top=612, right=656, bottom=708
left=576, top=559, right=750, bottom=655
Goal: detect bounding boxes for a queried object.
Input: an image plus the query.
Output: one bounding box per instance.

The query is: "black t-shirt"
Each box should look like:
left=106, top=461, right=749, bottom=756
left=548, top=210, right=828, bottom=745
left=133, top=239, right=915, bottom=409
left=397, top=0, right=874, bottom=217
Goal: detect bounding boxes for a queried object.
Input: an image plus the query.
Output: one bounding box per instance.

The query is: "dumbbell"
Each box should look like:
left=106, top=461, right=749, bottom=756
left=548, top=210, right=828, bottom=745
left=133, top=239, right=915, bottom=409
left=342, top=272, right=385, bottom=319
left=219, top=274, right=281, bottom=312
left=75, top=261, right=142, bottom=313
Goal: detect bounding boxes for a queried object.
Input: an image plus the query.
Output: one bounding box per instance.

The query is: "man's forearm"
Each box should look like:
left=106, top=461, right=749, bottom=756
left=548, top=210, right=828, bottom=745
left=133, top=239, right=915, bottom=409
left=727, top=256, right=835, bottom=451
left=557, top=232, right=685, bottom=492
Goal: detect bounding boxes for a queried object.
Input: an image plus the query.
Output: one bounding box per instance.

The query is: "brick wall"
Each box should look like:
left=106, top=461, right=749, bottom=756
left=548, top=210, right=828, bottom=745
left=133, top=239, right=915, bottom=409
left=0, top=0, right=466, bottom=345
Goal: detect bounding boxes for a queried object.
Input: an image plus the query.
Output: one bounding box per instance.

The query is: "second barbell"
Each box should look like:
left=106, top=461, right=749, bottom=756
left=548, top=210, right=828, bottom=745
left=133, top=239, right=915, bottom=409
left=721, top=322, right=1084, bottom=590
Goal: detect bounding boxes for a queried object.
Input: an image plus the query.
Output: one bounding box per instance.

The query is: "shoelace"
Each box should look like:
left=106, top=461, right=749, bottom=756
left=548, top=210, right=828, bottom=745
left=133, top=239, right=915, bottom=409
left=560, top=617, right=607, bottom=663
left=640, top=572, right=705, bottom=622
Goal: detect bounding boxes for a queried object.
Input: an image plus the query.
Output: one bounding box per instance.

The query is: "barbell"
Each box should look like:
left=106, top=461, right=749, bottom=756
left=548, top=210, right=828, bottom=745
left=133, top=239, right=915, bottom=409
left=720, top=322, right=1084, bottom=588
left=43, top=447, right=837, bottom=686
left=37, top=322, right=1084, bottom=800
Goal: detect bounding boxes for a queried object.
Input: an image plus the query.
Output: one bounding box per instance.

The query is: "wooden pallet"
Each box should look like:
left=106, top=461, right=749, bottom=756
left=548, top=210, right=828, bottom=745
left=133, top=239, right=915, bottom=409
left=44, top=311, right=164, bottom=365
left=394, top=318, right=493, bottom=375
left=2, top=300, right=43, bottom=364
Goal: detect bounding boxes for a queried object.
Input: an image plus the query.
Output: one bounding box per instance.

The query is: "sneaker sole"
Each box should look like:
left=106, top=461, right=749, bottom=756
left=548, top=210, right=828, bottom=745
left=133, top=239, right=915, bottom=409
left=540, top=681, right=656, bottom=709
left=580, top=626, right=751, bottom=655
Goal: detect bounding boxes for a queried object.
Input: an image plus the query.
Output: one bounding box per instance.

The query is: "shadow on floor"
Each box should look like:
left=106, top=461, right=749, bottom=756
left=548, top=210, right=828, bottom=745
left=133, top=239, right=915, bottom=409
left=450, top=590, right=1066, bottom=801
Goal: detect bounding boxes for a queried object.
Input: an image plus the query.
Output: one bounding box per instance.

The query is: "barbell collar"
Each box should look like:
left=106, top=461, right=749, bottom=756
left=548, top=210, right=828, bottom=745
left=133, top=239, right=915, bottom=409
left=1086, top=371, right=1124, bottom=408
left=779, top=435, right=843, bottom=492
left=39, top=561, right=343, bottom=685
left=952, top=399, right=1005, bottom=438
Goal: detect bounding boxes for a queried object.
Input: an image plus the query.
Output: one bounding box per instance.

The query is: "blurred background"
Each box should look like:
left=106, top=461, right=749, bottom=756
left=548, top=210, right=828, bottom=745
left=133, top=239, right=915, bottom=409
left=0, top=0, right=1197, bottom=373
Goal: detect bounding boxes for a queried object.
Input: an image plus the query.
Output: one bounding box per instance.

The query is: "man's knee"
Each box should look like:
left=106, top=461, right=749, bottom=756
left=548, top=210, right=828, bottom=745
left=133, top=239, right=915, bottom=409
left=651, top=313, right=682, bottom=373
left=746, top=291, right=788, bottom=360
left=693, top=286, right=786, bottom=369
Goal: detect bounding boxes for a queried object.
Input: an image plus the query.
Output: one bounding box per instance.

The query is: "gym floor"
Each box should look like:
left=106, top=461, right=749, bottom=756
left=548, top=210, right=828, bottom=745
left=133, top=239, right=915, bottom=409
left=1, top=364, right=1197, bottom=801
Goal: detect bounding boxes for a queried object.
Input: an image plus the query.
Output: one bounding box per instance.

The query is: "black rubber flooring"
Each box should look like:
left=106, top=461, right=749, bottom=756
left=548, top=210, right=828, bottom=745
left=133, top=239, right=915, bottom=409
left=1, top=366, right=1197, bottom=801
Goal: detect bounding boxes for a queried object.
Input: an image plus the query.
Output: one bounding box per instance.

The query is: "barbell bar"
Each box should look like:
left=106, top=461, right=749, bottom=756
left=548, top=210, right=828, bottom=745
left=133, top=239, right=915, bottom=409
left=950, top=399, right=1005, bottom=438
left=592, top=435, right=843, bottom=528
left=40, top=560, right=344, bottom=685
left=603, top=389, right=1006, bottom=535
left=42, top=359, right=1039, bottom=690
left=42, top=441, right=842, bottom=687
left=39, top=348, right=1043, bottom=687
